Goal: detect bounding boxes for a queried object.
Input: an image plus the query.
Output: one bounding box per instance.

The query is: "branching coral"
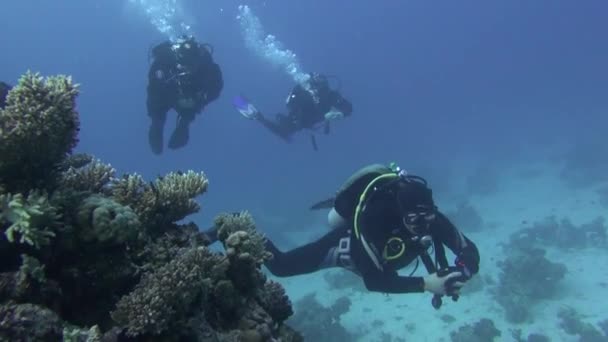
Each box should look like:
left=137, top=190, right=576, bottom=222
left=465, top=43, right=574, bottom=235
left=110, top=247, right=214, bottom=337
left=59, top=158, right=116, bottom=194
left=110, top=170, right=208, bottom=234
left=0, top=71, right=80, bottom=193
left=0, top=191, right=60, bottom=248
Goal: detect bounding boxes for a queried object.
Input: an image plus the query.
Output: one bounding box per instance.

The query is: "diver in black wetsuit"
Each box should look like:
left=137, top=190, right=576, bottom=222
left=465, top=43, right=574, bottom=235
left=236, top=73, right=353, bottom=150
left=0, top=81, right=11, bottom=108
left=146, top=35, right=223, bottom=154
left=204, top=163, right=480, bottom=306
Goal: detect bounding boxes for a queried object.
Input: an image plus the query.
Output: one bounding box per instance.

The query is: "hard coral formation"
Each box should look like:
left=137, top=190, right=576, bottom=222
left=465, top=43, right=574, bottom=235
left=110, top=169, right=209, bottom=235
left=0, top=72, right=300, bottom=341
left=494, top=246, right=566, bottom=323
left=111, top=247, right=214, bottom=337
left=0, top=71, right=80, bottom=193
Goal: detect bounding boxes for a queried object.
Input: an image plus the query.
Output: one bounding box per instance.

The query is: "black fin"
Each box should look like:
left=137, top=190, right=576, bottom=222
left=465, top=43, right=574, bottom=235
left=310, top=197, right=335, bottom=210
left=311, top=134, right=318, bottom=151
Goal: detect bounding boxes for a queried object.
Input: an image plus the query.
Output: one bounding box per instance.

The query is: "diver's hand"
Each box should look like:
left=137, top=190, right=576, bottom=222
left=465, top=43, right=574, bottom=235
left=423, top=271, right=465, bottom=296
left=324, top=109, right=344, bottom=121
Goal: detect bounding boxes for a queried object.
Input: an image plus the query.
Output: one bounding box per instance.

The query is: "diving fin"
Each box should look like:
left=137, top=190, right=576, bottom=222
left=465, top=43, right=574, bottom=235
left=233, top=94, right=259, bottom=120
left=310, top=197, right=335, bottom=210
left=310, top=134, right=318, bottom=151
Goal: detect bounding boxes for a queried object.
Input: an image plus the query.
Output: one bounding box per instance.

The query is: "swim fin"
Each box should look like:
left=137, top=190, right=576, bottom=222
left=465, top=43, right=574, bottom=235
left=233, top=94, right=259, bottom=120
left=309, top=197, right=335, bottom=210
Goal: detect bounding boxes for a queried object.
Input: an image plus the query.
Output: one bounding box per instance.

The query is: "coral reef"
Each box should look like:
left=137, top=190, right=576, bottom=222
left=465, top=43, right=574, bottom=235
left=0, top=72, right=80, bottom=193
left=510, top=215, right=607, bottom=250
left=0, top=72, right=301, bottom=341
left=450, top=318, right=501, bottom=342
left=557, top=307, right=608, bottom=342
left=288, top=293, right=355, bottom=342
left=493, top=244, right=567, bottom=323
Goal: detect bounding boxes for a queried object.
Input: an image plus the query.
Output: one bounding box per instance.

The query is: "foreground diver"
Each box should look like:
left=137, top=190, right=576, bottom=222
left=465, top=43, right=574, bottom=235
left=234, top=73, right=353, bottom=150
left=204, top=163, right=480, bottom=306
left=0, top=81, right=11, bottom=108
left=146, top=35, right=223, bottom=154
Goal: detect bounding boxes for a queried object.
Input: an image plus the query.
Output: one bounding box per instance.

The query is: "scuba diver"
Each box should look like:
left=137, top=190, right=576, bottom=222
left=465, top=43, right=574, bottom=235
left=203, top=163, right=480, bottom=307
left=146, top=35, right=223, bottom=154
left=233, top=72, right=353, bottom=151
left=0, top=81, right=11, bottom=108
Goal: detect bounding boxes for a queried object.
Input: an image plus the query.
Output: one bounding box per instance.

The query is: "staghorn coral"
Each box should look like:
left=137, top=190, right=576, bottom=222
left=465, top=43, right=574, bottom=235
left=110, top=247, right=214, bottom=337
left=110, top=170, right=208, bottom=234
left=75, top=194, right=140, bottom=244
left=0, top=71, right=80, bottom=193
left=59, top=158, right=116, bottom=194
left=1, top=191, right=60, bottom=249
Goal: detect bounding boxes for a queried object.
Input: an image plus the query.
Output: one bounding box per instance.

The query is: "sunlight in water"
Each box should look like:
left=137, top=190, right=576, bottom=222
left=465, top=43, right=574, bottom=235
left=129, top=0, right=192, bottom=42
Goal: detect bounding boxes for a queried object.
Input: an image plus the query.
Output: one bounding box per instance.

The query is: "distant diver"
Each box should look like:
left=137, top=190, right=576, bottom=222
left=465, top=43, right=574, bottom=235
left=146, top=35, right=224, bottom=154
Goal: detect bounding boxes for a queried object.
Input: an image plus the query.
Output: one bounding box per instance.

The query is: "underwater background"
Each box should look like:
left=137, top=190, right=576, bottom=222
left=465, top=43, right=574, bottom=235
left=1, top=0, right=608, bottom=341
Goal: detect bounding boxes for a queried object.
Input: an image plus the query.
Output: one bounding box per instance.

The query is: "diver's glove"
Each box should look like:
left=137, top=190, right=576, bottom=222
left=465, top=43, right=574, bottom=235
left=324, top=109, right=344, bottom=121
left=455, top=249, right=479, bottom=275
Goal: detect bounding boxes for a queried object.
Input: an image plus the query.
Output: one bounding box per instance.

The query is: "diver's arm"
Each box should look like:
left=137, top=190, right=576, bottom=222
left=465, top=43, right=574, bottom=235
left=362, top=269, right=426, bottom=294
left=332, top=92, right=353, bottom=116
left=354, top=241, right=426, bottom=294
left=202, top=62, right=223, bottom=104
left=433, top=212, right=480, bottom=274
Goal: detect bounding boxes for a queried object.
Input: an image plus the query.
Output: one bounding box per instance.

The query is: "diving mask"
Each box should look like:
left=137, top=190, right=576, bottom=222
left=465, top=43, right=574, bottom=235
left=402, top=207, right=436, bottom=236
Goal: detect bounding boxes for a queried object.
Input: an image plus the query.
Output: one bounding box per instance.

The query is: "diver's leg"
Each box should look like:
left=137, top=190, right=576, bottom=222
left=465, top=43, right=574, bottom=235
left=264, top=227, right=348, bottom=277
left=168, top=110, right=196, bottom=149
left=146, top=89, right=170, bottom=155
left=201, top=222, right=348, bottom=276
left=256, top=113, right=296, bottom=142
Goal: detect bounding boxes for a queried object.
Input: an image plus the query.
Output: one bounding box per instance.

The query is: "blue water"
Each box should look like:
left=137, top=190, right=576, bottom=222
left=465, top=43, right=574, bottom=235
left=2, top=1, right=608, bottom=339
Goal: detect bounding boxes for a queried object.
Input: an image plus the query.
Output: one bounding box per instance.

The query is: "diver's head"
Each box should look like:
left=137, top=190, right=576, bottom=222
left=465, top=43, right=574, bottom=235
left=395, top=175, right=437, bottom=236
left=172, top=35, right=200, bottom=64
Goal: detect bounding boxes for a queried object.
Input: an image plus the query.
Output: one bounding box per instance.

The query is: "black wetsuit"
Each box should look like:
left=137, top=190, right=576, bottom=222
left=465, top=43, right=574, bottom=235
left=256, top=78, right=353, bottom=142
left=206, top=165, right=480, bottom=294
left=264, top=210, right=478, bottom=294
left=147, top=39, right=223, bottom=153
